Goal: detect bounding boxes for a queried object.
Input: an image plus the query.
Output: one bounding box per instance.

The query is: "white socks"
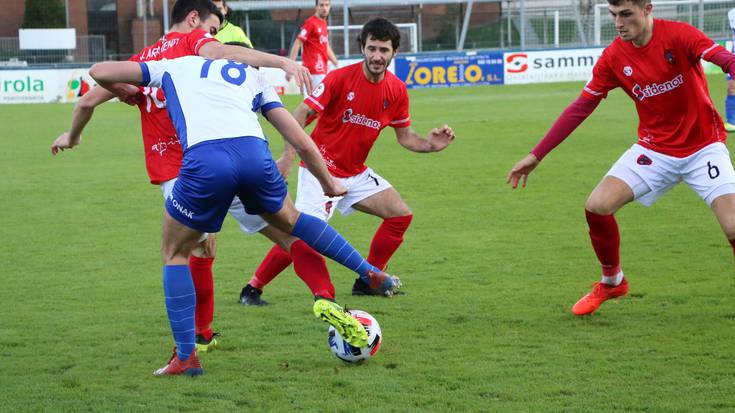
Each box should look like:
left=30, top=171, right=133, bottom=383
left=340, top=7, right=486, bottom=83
left=601, top=271, right=624, bottom=286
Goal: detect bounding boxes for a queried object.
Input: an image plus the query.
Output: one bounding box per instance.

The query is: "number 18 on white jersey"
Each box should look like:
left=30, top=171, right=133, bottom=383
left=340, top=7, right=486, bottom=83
left=140, top=55, right=283, bottom=151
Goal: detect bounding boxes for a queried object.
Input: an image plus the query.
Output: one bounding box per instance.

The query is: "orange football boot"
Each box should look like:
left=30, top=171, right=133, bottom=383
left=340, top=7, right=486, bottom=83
left=572, top=278, right=629, bottom=316
left=153, top=348, right=203, bottom=377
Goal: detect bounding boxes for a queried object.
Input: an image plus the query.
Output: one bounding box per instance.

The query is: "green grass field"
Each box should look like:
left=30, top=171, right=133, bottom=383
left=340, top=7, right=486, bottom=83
left=2, top=76, right=734, bottom=412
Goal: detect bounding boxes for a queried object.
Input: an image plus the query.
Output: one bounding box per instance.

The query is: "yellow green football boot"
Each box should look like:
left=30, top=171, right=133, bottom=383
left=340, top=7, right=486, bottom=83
left=313, top=299, right=368, bottom=347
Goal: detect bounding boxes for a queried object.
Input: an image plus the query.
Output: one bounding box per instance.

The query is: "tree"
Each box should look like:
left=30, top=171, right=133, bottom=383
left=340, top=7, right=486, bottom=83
left=23, top=0, right=66, bottom=29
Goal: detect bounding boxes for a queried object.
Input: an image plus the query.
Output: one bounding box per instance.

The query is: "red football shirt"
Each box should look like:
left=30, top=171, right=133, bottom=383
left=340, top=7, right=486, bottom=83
left=128, top=29, right=218, bottom=184
left=297, top=15, right=329, bottom=75
left=582, top=19, right=726, bottom=158
left=304, top=62, right=411, bottom=177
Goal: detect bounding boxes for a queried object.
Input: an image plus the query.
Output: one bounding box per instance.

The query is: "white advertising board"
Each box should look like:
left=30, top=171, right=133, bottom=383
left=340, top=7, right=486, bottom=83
left=19, top=29, right=76, bottom=50
left=503, top=48, right=604, bottom=85
left=0, top=68, right=95, bottom=104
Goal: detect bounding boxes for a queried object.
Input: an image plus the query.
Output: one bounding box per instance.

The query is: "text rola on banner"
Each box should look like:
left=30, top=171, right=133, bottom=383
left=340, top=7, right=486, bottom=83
left=0, top=68, right=95, bottom=103
left=503, top=48, right=604, bottom=85
left=394, top=52, right=504, bottom=89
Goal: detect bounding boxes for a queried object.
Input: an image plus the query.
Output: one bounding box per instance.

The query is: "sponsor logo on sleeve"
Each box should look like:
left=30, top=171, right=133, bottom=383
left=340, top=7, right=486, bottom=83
left=312, top=83, right=325, bottom=97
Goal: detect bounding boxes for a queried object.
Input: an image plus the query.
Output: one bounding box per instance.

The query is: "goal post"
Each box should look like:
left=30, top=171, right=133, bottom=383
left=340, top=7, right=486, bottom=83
left=328, top=23, right=418, bottom=57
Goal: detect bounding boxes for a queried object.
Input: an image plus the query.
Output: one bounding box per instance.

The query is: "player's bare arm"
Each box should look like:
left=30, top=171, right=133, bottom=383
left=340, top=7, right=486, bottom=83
left=199, top=42, right=312, bottom=91
left=506, top=154, right=541, bottom=189
left=51, top=86, right=116, bottom=155
left=507, top=94, right=601, bottom=189
left=293, top=102, right=317, bottom=129
left=265, top=107, right=345, bottom=197
left=51, top=79, right=143, bottom=155
left=89, top=61, right=145, bottom=89
left=394, top=124, right=455, bottom=153
left=273, top=102, right=318, bottom=177
left=285, top=38, right=304, bottom=82
left=327, top=44, right=339, bottom=66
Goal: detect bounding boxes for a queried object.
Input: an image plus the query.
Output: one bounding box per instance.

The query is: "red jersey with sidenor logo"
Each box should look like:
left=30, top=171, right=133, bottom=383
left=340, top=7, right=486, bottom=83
left=297, top=15, right=329, bottom=75
left=304, top=62, right=411, bottom=177
left=582, top=19, right=726, bottom=158
left=128, top=29, right=218, bottom=184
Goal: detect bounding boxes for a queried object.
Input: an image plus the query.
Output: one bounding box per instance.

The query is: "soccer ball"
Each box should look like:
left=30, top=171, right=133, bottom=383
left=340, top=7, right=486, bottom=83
left=327, top=309, right=382, bottom=363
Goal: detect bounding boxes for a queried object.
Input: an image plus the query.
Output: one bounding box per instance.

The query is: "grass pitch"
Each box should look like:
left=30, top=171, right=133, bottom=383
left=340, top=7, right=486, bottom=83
left=2, top=76, right=734, bottom=412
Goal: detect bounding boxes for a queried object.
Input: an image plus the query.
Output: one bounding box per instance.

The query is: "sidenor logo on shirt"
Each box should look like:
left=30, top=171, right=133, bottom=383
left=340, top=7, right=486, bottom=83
left=631, top=74, right=684, bottom=101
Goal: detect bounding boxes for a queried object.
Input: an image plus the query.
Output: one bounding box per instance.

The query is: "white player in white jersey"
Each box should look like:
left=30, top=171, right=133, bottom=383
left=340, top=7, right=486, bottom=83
left=724, top=8, right=735, bottom=132
left=87, top=55, right=399, bottom=376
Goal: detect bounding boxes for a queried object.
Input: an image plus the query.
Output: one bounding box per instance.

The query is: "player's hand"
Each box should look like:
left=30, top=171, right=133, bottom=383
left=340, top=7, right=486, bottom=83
left=428, top=124, right=455, bottom=152
left=108, top=82, right=142, bottom=106
left=51, top=132, right=81, bottom=155
left=275, top=156, right=294, bottom=180
left=323, top=180, right=347, bottom=198
left=281, top=58, right=311, bottom=92
left=507, top=153, right=540, bottom=189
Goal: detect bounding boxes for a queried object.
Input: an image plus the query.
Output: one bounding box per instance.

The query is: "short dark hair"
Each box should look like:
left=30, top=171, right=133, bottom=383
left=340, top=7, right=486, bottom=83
left=607, top=0, right=651, bottom=6
left=358, top=18, right=400, bottom=51
left=171, top=0, right=223, bottom=25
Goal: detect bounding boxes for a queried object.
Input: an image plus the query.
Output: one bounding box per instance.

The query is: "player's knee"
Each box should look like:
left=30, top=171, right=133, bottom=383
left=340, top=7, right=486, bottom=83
left=585, top=197, right=616, bottom=216
left=722, top=222, right=735, bottom=241
left=200, top=235, right=216, bottom=257
left=383, top=200, right=412, bottom=218
left=161, top=243, right=188, bottom=264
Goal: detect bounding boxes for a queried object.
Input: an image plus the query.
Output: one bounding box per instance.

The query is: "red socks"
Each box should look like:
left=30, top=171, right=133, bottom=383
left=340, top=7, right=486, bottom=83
left=291, top=240, right=335, bottom=300
left=249, top=242, right=335, bottom=299
left=730, top=238, right=735, bottom=256
left=585, top=210, right=621, bottom=276
left=249, top=245, right=293, bottom=289
left=189, top=255, right=215, bottom=340
left=367, top=214, right=413, bottom=270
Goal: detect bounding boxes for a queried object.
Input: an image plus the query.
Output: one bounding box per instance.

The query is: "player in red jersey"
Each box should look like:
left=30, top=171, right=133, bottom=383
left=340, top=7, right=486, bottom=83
left=50, top=0, right=312, bottom=349
left=507, top=0, right=735, bottom=316
left=287, top=0, right=339, bottom=91
left=239, top=18, right=455, bottom=304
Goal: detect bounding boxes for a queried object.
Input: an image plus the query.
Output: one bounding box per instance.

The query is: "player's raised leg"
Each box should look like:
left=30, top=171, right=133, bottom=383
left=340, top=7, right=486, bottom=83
left=572, top=176, right=635, bottom=316
left=241, top=225, right=336, bottom=305
left=711, top=193, right=735, bottom=258
left=260, top=196, right=400, bottom=297
left=154, top=211, right=205, bottom=377
left=352, top=187, right=413, bottom=295
left=229, top=204, right=336, bottom=305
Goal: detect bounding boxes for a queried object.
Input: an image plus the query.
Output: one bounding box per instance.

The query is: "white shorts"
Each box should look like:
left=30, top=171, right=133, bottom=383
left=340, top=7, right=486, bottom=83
left=606, top=142, right=735, bottom=207
left=304, top=74, right=326, bottom=96
left=161, top=178, right=267, bottom=235
left=227, top=196, right=269, bottom=234
left=295, top=166, right=392, bottom=221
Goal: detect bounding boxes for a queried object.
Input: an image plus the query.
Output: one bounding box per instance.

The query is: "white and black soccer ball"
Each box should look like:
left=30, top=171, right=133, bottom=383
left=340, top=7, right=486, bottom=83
left=327, top=310, right=382, bottom=363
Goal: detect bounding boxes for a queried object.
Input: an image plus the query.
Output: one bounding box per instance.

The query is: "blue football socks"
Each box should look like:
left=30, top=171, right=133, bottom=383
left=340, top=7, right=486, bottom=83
left=162, top=265, right=196, bottom=361
left=291, top=213, right=378, bottom=283
left=726, top=95, right=735, bottom=124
